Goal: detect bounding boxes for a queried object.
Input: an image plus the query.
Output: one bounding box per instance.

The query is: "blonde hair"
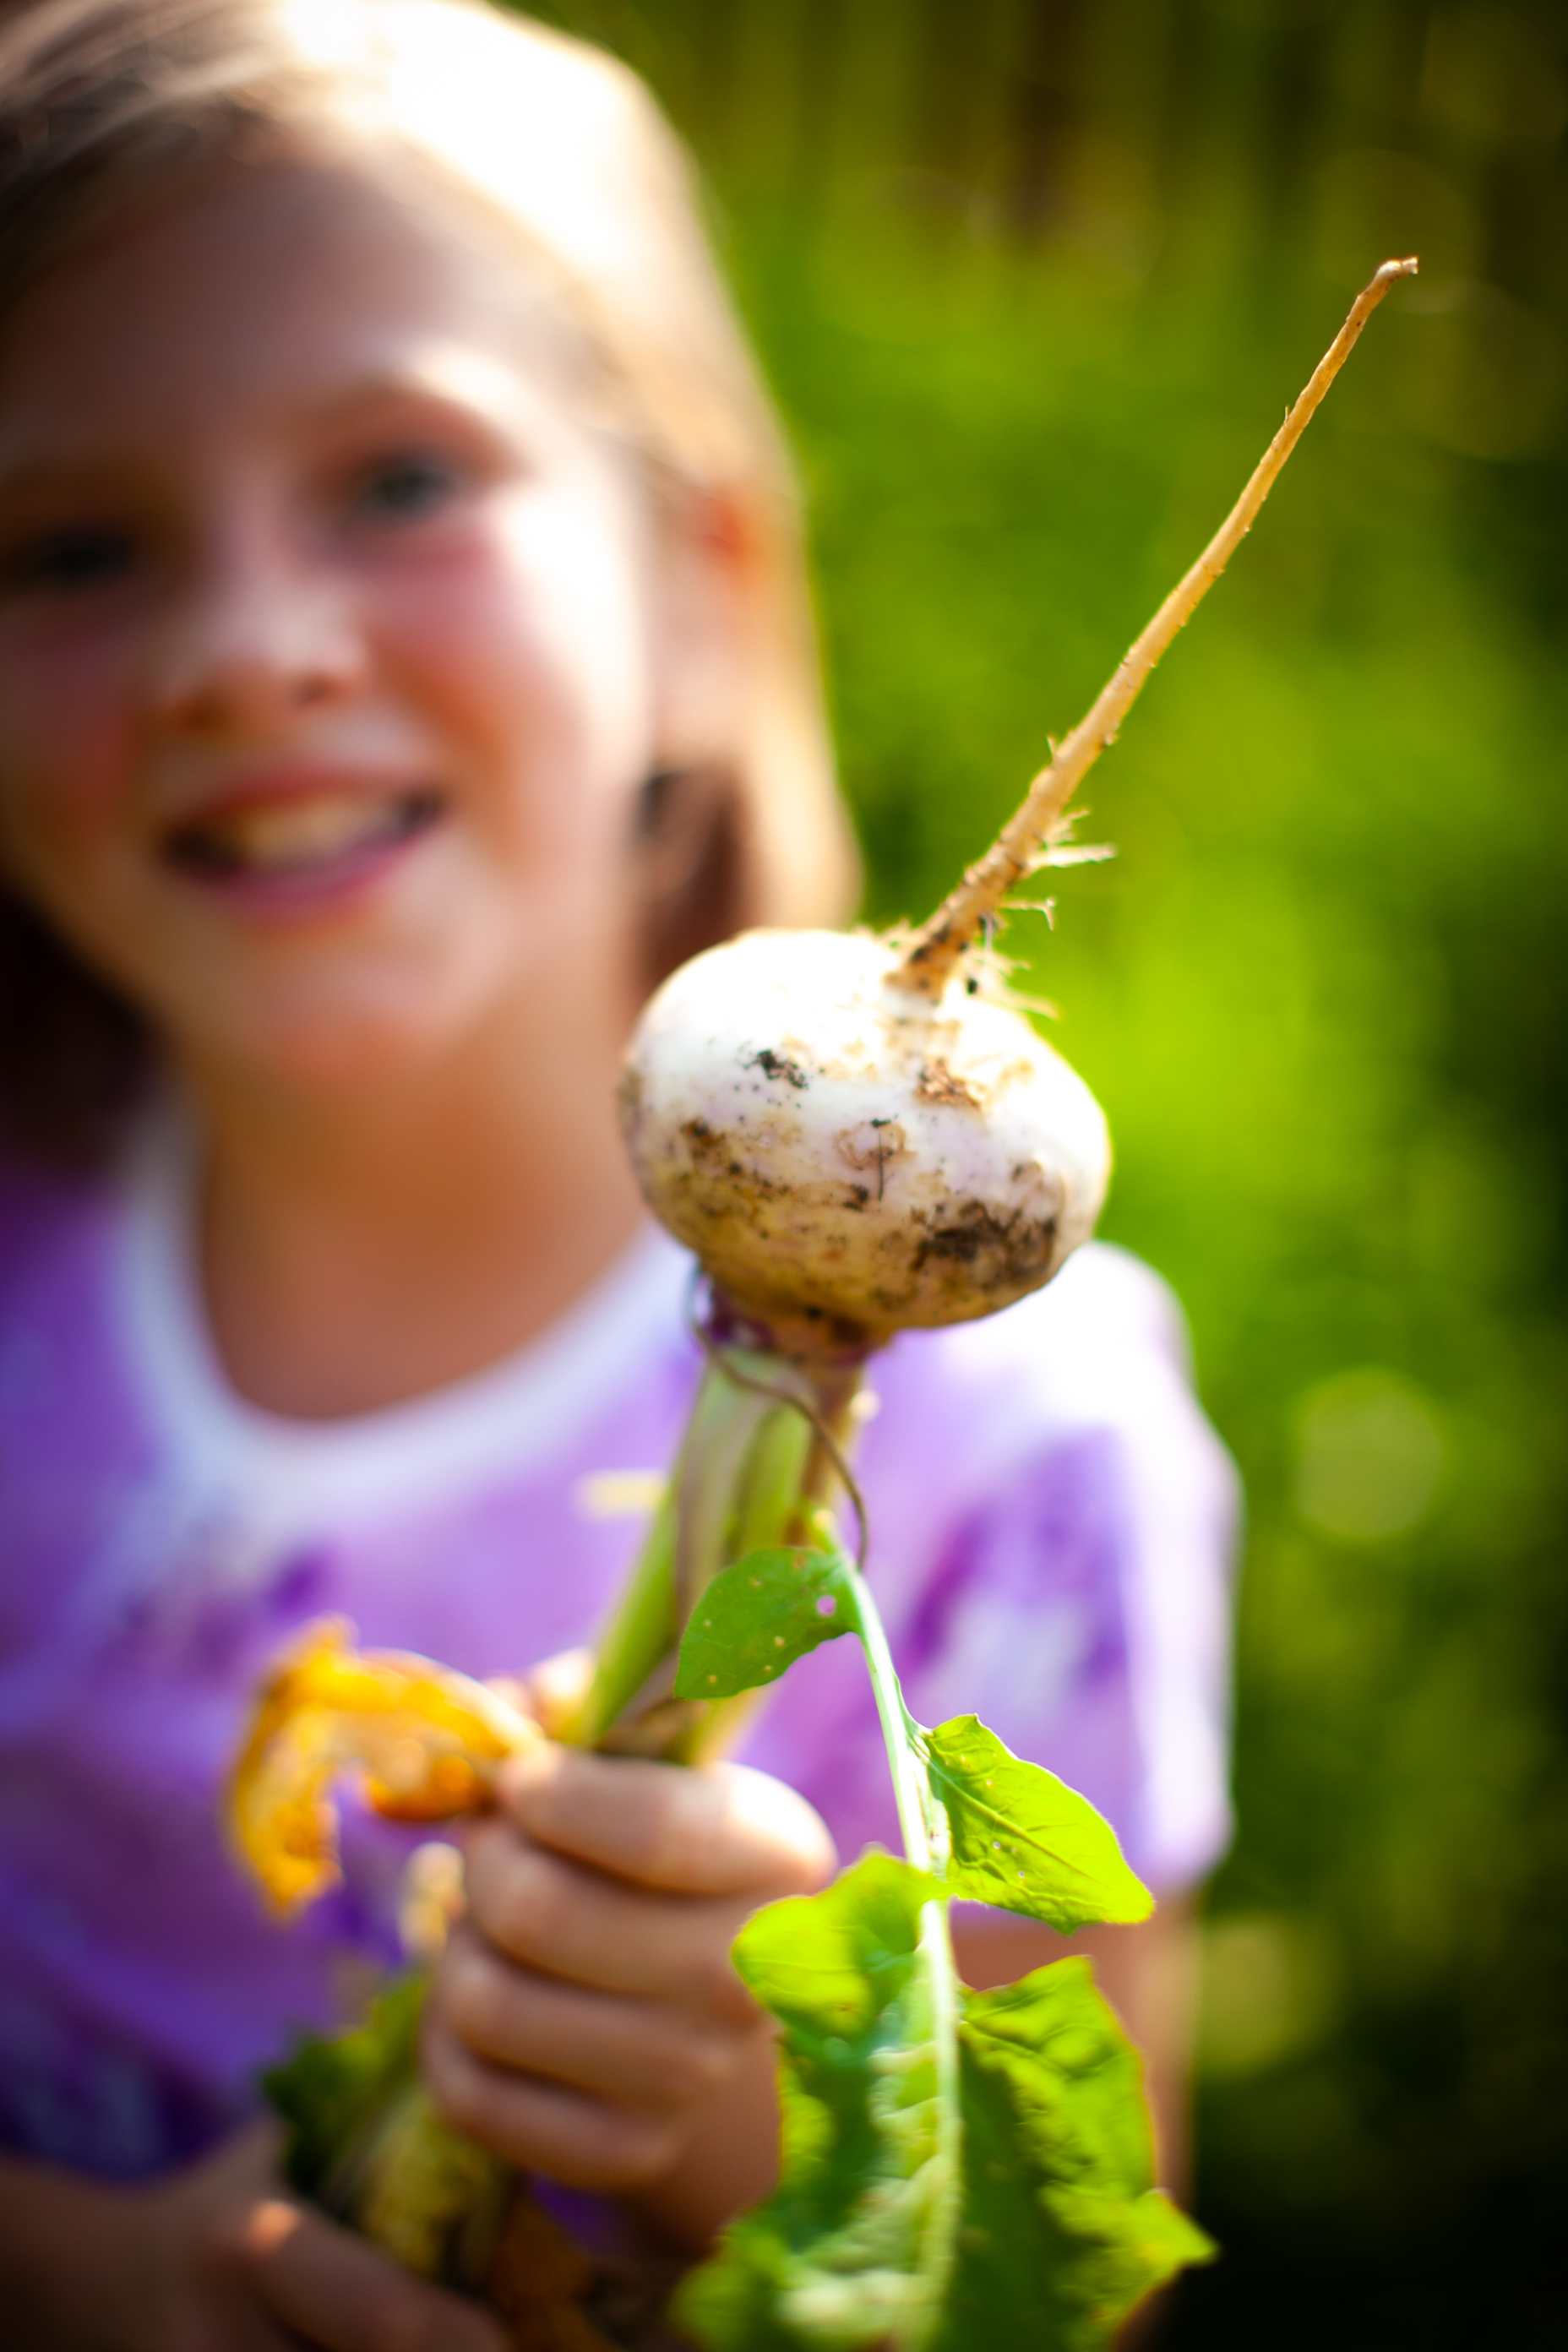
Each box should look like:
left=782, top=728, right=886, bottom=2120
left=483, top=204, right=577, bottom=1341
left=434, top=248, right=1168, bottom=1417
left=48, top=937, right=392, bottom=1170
left=0, top=0, right=858, bottom=1160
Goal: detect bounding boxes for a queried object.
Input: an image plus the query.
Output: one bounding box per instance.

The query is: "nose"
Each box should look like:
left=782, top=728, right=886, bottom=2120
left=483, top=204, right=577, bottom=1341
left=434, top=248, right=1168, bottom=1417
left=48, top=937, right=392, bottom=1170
left=148, top=503, right=366, bottom=736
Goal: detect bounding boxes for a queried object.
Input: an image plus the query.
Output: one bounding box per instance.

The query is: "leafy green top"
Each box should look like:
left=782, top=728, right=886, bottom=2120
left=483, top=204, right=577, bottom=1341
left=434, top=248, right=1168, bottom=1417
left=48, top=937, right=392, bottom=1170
left=672, top=1546, right=1212, bottom=2349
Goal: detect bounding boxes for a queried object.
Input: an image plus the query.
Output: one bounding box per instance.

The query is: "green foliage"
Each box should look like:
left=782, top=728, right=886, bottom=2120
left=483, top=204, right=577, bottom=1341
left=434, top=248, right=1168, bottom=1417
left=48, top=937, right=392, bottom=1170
left=264, top=1971, right=424, bottom=2202
left=676, top=1549, right=1152, bottom=1933
left=674, top=1550, right=1198, bottom=2348
left=935, top=1963, right=1214, bottom=2351
left=679, top=1854, right=959, bottom=2352
left=675, top=1545, right=861, bottom=1700
left=921, top=1717, right=1153, bottom=1933
left=264, top=1975, right=511, bottom=2288
left=727, top=1848, right=942, bottom=2035
left=681, top=1856, right=1200, bottom=2352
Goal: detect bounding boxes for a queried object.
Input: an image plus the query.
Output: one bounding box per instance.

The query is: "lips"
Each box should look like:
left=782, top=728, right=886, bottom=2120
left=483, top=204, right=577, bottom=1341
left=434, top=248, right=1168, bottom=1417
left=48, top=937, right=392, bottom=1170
left=163, top=784, right=444, bottom=889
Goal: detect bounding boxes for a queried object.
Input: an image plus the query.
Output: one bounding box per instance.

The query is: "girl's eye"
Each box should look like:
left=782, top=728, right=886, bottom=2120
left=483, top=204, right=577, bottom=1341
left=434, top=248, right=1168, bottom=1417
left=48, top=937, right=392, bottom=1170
left=351, top=453, right=466, bottom=525
left=4, top=522, right=139, bottom=596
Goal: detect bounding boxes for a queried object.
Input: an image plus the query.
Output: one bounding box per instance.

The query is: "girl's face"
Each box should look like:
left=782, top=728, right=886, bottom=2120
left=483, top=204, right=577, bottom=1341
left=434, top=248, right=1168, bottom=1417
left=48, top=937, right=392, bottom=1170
left=0, top=157, right=706, bottom=1089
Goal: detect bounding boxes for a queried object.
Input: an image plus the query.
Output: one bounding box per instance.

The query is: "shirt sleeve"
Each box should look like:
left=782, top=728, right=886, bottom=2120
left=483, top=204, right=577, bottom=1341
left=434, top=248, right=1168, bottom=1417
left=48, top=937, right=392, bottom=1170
left=890, top=1250, right=1241, bottom=1896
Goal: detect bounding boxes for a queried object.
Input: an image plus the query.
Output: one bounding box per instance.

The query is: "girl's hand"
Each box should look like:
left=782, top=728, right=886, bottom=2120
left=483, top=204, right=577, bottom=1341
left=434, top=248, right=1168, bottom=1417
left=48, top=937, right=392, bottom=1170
left=422, top=1740, right=836, bottom=2246
left=0, top=2125, right=505, bottom=2352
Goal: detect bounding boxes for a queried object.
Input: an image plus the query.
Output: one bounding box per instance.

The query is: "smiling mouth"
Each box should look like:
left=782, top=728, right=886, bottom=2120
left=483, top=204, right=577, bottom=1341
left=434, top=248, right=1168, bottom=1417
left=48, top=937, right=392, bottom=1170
left=163, top=787, right=444, bottom=882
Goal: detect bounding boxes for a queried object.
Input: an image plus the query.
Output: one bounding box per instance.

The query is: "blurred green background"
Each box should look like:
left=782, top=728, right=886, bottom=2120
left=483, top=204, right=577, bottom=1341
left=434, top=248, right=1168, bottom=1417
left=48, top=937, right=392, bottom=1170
left=535, top=3, right=1566, bottom=2340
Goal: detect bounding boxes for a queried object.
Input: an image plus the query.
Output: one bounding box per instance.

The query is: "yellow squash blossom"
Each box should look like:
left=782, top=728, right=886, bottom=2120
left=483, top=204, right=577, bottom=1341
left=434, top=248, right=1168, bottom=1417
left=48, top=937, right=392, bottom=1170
left=228, top=1617, right=535, bottom=1916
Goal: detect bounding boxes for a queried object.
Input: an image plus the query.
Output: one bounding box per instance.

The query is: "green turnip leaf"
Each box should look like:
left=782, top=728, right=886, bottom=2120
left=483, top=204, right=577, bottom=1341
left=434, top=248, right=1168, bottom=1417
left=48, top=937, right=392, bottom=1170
left=934, top=1957, right=1215, bottom=2349
left=264, top=1974, right=514, bottom=2284
left=919, top=1717, right=1152, bottom=1931
left=677, top=1850, right=962, bottom=2352
left=674, top=1545, right=861, bottom=1701
left=264, top=1972, right=425, bottom=2201
left=679, top=1881, right=1212, bottom=2352
left=726, top=1845, right=942, bottom=2030
left=672, top=1544, right=1206, bottom=2351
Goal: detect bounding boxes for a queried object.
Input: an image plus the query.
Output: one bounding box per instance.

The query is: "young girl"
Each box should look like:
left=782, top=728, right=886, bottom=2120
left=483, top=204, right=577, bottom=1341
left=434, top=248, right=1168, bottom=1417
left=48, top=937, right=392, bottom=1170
left=0, top=3, right=1237, bottom=2344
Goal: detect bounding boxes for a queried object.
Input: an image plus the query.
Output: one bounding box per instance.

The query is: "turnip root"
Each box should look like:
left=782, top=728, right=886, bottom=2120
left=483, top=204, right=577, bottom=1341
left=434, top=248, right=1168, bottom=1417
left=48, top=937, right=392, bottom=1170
left=620, top=928, right=1109, bottom=1351
left=621, top=256, right=1418, bottom=1364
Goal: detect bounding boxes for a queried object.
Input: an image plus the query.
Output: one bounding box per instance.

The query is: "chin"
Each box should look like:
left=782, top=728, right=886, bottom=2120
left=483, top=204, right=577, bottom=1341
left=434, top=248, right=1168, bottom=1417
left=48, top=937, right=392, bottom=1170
left=205, top=966, right=500, bottom=1092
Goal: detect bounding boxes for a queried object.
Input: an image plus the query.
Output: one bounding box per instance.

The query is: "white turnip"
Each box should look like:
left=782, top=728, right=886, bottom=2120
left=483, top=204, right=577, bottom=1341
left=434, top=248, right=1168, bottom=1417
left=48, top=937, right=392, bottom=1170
left=621, top=257, right=1417, bottom=1366
left=619, top=928, right=1110, bottom=1353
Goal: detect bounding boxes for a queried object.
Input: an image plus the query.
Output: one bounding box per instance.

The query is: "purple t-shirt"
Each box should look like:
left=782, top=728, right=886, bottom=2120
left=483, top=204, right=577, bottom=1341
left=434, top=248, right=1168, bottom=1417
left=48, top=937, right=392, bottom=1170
left=0, top=1124, right=1237, bottom=2181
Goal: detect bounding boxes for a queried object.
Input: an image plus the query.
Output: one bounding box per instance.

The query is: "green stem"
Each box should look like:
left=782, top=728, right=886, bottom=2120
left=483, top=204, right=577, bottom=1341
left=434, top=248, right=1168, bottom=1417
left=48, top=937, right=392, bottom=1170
left=845, top=1559, right=936, bottom=1876
left=841, top=1559, right=964, bottom=2352
left=567, top=1342, right=863, bottom=1758
left=568, top=1365, right=775, bottom=1746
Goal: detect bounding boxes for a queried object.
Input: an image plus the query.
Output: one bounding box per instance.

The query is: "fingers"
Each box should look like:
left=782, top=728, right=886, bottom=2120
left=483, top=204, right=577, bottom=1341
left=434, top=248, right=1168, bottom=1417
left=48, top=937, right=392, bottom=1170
left=461, top=1819, right=757, bottom=2010
left=496, top=1748, right=835, bottom=1900
left=436, top=1919, right=736, bottom=2104
left=426, top=1749, right=830, bottom=2202
left=220, top=2192, right=507, bottom=2352
left=422, top=2001, right=683, bottom=2189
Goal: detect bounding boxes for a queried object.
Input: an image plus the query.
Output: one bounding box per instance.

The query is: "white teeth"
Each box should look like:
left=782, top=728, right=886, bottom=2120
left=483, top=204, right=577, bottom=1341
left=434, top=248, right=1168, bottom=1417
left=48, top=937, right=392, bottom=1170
left=169, top=790, right=438, bottom=879
left=221, top=794, right=400, bottom=872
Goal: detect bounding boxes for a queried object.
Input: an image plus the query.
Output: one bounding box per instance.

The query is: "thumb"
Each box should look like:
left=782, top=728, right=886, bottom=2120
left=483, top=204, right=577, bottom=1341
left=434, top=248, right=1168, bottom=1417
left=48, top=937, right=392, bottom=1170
left=516, top=1647, right=596, bottom=1739
left=227, top=2190, right=508, bottom=2352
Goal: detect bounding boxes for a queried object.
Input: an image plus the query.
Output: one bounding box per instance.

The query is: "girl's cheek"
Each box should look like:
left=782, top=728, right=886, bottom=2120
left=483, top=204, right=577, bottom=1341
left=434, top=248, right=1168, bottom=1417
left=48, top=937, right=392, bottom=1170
left=0, top=630, right=139, bottom=883
left=372, top=503, right=656, bottom=847
left=457, top=474, right=656, bottom=757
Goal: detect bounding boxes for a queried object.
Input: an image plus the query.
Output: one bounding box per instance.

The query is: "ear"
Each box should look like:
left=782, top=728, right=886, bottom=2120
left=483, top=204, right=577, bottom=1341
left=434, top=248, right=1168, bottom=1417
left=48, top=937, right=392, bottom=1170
left=649, top=487, right=750, bottom=774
